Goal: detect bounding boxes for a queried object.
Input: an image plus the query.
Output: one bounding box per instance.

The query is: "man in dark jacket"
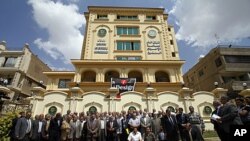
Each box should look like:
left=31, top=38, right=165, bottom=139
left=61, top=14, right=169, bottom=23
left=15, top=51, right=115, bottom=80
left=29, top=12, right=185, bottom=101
left=217, top=96, right=243, bottom=141
left=176, top=108, right=189, bottom=141
left=15, top=111, right=32, bottom=141
left=9, top=111, right=25, bottom=141
left=48, top=113, right=63, bottom=141
left=106, top=117, right=118, bottom=141
left=162, top=109, right=179, bottom=141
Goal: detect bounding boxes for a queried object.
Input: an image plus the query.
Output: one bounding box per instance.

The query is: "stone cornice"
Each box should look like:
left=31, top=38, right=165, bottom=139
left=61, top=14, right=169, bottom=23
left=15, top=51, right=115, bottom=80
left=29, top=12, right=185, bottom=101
left=71, top=60, right=185, bottom=67
left=87, top=6, right=165, bottom=14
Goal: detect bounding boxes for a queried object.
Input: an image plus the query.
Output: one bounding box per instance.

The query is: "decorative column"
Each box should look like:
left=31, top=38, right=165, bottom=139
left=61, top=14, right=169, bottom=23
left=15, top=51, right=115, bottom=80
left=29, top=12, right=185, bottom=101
left=70, top=87, right=82, bottom=112
left=144, top=85, right=156, bottom=112
left=108, top=87, right=119, bottom=112
left=211, top=88, right=228, bottom=100
left=239, top=89, right=250, bottom=98
left=178, top=87, right=193, bottom=113
left=30, top=87, right=46, bottom=115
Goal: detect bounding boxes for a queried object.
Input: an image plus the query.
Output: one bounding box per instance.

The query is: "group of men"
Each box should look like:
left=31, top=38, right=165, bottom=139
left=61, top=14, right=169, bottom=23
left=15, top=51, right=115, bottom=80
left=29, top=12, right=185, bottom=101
left=211, top=96, right=250, bottom=141
left=9, top=105, right=207, bottom=141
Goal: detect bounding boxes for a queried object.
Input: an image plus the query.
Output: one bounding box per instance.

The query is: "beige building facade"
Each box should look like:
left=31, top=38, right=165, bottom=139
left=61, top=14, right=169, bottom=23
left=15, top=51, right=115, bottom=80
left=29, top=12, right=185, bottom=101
left=0, top=41, right=51, bottom=100
left=183, top=46, right=250, bottom=97
left=26, top=7, right=243, bottom=130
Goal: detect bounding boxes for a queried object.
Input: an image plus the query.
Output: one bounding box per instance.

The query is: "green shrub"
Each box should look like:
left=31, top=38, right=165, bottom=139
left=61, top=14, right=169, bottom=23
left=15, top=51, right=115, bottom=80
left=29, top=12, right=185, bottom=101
left=0, top=112, right=19, bottom=140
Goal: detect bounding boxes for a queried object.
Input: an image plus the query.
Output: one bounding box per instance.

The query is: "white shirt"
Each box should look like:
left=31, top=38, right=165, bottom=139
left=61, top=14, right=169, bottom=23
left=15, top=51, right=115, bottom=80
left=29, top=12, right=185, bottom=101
left=100, top=120, right=105, bottom=129
left=128, top=118, right=140, bottom=127
left=128, top=131, right=142, bottom=141
left=38, top=121, right=43, bottom=133
left=26, top=119, right=32, bottom=133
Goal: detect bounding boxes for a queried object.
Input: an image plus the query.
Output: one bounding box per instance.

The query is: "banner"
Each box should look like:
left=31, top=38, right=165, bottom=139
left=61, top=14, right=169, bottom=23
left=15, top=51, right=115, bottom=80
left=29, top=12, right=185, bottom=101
left=111, top=78, right=136, bottom=98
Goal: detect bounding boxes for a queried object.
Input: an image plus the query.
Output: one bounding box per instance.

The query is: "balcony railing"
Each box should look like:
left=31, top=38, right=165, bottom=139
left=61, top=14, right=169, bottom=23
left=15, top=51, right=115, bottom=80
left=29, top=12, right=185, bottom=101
left=223, top=80, right=250, bottom=91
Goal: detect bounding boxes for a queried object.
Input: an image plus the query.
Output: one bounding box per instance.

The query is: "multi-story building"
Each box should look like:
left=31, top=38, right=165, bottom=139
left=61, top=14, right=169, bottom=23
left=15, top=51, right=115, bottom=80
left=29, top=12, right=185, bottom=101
left=183, top=46, right=250, bottom=97
left=0, top=41, right=51, bottom=100
left=32, top=7, right=219, bottom=129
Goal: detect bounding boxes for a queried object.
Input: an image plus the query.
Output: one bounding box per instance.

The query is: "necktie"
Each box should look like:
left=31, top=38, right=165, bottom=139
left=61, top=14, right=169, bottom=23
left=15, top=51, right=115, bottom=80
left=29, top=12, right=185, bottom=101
left=169, top=117, right=174, bottom=125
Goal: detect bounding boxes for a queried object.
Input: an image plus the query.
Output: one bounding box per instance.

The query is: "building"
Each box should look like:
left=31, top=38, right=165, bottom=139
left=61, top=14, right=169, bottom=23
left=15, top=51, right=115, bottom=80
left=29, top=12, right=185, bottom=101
left=30, top=6, right=224, bottom=129
left=183, top=46, right=250, bottom=97
left=0, top=41, right=51, bottom=101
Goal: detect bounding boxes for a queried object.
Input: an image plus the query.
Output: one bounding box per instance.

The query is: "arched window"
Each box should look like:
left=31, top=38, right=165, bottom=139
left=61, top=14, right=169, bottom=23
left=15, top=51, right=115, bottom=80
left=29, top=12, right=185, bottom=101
left=128, top=71, right=143, bottom=82
left=155, top=71, right=170, bottom=82
left=81, top=71, right=96, bottom=82
left=89, top=106, right=97, bottom=114
left=105, top=71, right=119, bottom=82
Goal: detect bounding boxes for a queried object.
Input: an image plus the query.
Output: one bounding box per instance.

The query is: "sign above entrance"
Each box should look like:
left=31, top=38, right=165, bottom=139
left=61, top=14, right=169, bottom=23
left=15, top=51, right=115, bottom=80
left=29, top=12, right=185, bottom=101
left=111, top=78, right=136, bottom=98
left=94, top=39, right=108, bottom=54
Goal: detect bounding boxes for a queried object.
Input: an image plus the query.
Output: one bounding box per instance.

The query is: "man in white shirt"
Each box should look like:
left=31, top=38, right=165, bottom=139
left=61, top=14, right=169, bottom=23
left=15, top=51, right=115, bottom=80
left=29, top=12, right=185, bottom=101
left=127, top=127, right=142, bottom=141
left=128, top=113, right=140, bottom=132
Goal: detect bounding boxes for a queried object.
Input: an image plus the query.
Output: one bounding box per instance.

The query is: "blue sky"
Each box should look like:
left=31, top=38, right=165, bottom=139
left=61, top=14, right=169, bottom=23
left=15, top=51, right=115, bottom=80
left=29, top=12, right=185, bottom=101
left=0, top=0, right=250, bottom=74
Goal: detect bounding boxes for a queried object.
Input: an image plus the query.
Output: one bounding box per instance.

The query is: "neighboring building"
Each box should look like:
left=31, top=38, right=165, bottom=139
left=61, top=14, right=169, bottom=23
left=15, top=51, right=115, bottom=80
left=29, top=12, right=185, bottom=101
left=0, top=41, right=51, bottom=100
left=31, top=7, right=221, bottom=130
left=183, top=46, right=250, bottom=97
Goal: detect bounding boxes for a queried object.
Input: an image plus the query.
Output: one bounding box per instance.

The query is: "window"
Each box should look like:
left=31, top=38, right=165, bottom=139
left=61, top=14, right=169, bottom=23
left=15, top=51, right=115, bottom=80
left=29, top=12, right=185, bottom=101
left=224, top=55, right=250, bottom=63
left=105, top=71, right=119, bottom=82
left=3, top=57, right=17, bottom=67
left=58, top=79, right=71, bottom=88
left=170, top=40, right=174, bottom=45
left=168, top=28, right=171, bottom=31
left=215, top=57, right=222, bottom=67
left=116, top=41, right=140, bottom=51
left=116, top=56, right=141, bottom=61
left=198, top=70, right=204, bottom=77
left=155, top=71, right=170, bottom=82
left=146, top=16, right=156, bottom=20
left=117, top=27, right=139, bottom=35
left=128, top=71, right=143, bottom=82
left=172, top=52, right=176, bottom=57
left=81, top=71, right=96, bottom=82
left=97, top=15, right=108, bottom=19
left=117, top=15, right=138, bottom=20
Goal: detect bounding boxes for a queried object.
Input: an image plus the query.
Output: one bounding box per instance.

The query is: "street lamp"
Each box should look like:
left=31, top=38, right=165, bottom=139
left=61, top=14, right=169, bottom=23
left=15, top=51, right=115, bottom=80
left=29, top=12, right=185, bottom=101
left=243, top=82, right=247, bottom=89
left=214, top=82, right=219, bottom=88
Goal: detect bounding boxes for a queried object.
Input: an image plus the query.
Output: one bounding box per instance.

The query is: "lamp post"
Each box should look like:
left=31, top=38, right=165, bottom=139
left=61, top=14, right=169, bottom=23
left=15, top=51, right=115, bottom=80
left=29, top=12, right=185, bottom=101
left=243, top=82, right=247, bottom=89
left=214, top=81, right=219, bottom=88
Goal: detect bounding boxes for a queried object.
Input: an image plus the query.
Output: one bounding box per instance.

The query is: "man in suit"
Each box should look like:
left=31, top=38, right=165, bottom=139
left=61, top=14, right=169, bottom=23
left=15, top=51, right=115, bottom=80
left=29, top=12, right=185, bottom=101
left=210, top=100, right=223, bottom=141
left=42, top=114, right=51, bottom=141
left=87, top=113, right=100, bottom=141
left=78, top=116, right=87, bottom=141
left=176, top=108, right=189, bottom=141
left=9, top=111, right=25, bottom=141
left=48, top=113, right=63, bottom=141
left=15, top=111, right=32, bottom=141
left=162, top=109, right=179, bottom=141
left=106, top=116, right=118, bottom=141
left=151, top=112, right=161, bottom=140
left=140, top=112, right=151, bottom=136
left=98, top=114, right=107, bottom=141
left=69, top=115, right=79, bottom=141
left=30, top=114, right=44, bottom=141
left=216, top=96, right=243, bottom=141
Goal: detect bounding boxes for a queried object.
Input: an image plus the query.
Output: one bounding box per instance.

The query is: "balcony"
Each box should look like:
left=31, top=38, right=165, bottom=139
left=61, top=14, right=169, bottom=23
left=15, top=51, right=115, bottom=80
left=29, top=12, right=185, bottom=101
left=223, top=80, right=250, bottom=91
left=68, top=82, right=182, bottom=94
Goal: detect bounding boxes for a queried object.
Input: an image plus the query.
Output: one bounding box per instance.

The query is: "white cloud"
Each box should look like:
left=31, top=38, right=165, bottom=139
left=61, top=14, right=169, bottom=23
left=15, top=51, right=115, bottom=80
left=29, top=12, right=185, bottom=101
left=28, top=0, right=85, bottom=63
left=170, top=0, right=250, bottom=48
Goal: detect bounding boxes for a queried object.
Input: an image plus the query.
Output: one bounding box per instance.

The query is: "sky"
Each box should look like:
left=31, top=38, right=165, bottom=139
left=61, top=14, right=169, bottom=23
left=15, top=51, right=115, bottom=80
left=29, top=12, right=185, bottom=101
left=0, top=0, right=250, bottom=74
